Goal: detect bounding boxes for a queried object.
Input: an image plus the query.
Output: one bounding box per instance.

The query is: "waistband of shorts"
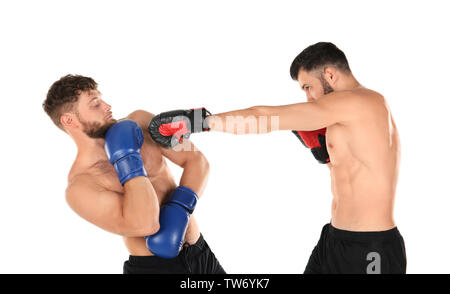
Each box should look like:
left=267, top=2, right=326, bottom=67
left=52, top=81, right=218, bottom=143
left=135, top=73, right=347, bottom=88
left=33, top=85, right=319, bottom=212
left=128, top=233, right=205, bottom=265
left=327, top=223, right=402, bottom=242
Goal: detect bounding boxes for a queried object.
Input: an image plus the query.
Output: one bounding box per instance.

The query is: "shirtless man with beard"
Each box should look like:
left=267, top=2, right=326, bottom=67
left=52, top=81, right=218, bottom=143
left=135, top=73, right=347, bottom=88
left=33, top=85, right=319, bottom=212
left=43, top=75, right=225, bottom=274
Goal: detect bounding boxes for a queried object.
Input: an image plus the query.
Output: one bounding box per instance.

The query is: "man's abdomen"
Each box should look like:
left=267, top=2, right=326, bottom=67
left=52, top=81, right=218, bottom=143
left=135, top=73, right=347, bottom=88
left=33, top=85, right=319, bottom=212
left=330, top=165, right=396, bottom=231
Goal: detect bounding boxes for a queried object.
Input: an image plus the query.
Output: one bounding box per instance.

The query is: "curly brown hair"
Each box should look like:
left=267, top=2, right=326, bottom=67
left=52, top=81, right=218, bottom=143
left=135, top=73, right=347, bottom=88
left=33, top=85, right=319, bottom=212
left=43, top=74, right=98, bottom=131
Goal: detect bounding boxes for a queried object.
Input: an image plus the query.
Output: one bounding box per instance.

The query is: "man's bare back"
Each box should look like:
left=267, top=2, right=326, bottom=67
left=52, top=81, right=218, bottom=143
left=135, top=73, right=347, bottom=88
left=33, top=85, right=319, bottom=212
left=67, top=111, right=201, bottom=256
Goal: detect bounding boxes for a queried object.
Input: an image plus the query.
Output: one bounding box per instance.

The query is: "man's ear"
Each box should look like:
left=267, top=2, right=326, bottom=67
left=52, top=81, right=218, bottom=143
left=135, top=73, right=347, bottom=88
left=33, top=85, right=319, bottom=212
left=60, top=113, right=78, bottom=130
left=323, top=66, right=338, bottom=85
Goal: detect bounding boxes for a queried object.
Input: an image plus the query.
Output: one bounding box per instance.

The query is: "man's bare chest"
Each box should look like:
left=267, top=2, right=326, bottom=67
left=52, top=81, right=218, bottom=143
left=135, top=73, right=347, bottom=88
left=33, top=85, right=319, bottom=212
left=85, top=156, right=177, bottom=203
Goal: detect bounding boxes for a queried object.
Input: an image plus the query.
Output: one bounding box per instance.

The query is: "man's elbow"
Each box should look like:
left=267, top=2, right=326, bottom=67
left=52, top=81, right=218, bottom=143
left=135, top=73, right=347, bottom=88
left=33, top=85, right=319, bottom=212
left=195, top=152, right=210, bottom=180
left=245, top=106, right=277, bottom=133
left=141, top=221, right=160, bottom=237
left=120, top=218, right=160, bottom=237
left=198, top=153, right=210, bottom=173
left=142, top=217, right=160, bottom=236
left=184, top=151, right=210, bottom=172
left=248, top=105, right=269, bottom=117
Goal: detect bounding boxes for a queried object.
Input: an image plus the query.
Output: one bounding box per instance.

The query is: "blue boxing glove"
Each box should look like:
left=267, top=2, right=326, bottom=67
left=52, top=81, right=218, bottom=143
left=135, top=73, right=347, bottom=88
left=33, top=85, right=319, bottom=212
left=104, top=120, right=148, bottom=185
left=145, top=186, right=198, bottom=258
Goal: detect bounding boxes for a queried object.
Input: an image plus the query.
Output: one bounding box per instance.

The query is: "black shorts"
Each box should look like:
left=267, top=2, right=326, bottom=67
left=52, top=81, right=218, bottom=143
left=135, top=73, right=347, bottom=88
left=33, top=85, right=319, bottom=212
left=123, top=234, right=226, bottom=274
left=304, top=223, right=407, bottom=274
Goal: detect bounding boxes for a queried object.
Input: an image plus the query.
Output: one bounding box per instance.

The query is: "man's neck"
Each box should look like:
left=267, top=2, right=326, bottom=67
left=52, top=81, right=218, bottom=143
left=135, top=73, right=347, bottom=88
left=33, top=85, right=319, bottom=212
left=74, top=137, right=108, bottom=168
left=336, top=75, right=362, bottom=92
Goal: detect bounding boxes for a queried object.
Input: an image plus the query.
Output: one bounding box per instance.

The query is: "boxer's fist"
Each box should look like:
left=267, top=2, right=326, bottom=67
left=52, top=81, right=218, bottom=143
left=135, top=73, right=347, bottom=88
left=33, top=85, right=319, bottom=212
left=292, top=128, right=330, bottom=164
left=148, top=108, right=211, bottom=148
left=104, top=120, right=148, bottom=185
left=145, top=186, right=198, bottom=258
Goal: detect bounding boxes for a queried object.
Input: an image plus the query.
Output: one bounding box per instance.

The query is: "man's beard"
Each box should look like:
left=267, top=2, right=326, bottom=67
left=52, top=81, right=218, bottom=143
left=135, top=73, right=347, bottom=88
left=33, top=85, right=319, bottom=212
left=319, top=74, right=334, bottom=95
left=76, top=113, right=117, bottom=138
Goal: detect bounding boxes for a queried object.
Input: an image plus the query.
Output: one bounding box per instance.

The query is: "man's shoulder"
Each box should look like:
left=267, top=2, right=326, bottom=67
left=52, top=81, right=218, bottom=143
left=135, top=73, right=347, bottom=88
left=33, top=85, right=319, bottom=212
left=126, top=110, right=163, bottom=149
left=65, top=171, right=114, bottom=206
left=68, top=160, right=110, bottom=183
left=126, top=109, right=155, bottom=129
left=334, top=88, right=385, bottom=112
left=351, top=88, right=385, bottom=102
left=67, top=172, right=99, bottom=192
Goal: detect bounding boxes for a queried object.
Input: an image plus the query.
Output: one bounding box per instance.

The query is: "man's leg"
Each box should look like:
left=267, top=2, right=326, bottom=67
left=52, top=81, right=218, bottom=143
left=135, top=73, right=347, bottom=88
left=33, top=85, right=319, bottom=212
left=304, top=224, right=329, bottom=274
left=182, top=234, right=226, bottom=274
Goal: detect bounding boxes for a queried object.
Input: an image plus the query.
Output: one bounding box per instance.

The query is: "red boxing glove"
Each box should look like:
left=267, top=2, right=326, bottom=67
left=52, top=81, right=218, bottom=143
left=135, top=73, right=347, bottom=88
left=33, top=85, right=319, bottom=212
left=292, top=128, right=330, bottom=164
left=148, top=108, right=211, bottom=148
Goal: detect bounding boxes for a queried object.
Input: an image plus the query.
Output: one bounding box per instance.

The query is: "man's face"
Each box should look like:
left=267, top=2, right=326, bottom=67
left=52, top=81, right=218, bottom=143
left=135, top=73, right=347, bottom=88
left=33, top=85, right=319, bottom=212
left=75, top=89, right=117, bottom=138
left=297, top=69, right=334, bottom=102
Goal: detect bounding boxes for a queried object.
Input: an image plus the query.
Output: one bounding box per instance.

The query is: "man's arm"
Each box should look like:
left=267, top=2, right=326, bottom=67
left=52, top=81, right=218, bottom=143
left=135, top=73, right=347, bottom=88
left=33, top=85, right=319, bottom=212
left=129, top=110, right=209, bottom=196
left=206, top=90, right=367, bottom=133
left=160, top=139, right=209, bottom=197
left=66, top=175, right=160, bottom=237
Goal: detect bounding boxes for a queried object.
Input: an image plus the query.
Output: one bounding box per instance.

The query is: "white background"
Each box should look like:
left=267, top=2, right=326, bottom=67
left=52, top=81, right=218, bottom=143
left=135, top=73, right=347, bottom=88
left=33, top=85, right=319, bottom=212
left=0, top=0, right=449, bottom=274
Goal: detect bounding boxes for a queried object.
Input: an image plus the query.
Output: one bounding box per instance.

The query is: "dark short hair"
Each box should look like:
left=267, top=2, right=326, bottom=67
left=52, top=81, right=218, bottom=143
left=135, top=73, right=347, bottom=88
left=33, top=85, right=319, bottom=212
left=43, top=74, right=98, bottom=131
left=290, top=42, right=351, bottom=80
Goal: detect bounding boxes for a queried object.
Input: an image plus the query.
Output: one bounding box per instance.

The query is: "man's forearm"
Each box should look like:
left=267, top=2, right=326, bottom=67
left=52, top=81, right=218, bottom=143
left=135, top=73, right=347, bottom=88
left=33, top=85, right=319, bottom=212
left=179, top=156, right=209, bottom=197
left=206, top=106, right=279, bottom=135
left=123, top=176, right=160, bottom=235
